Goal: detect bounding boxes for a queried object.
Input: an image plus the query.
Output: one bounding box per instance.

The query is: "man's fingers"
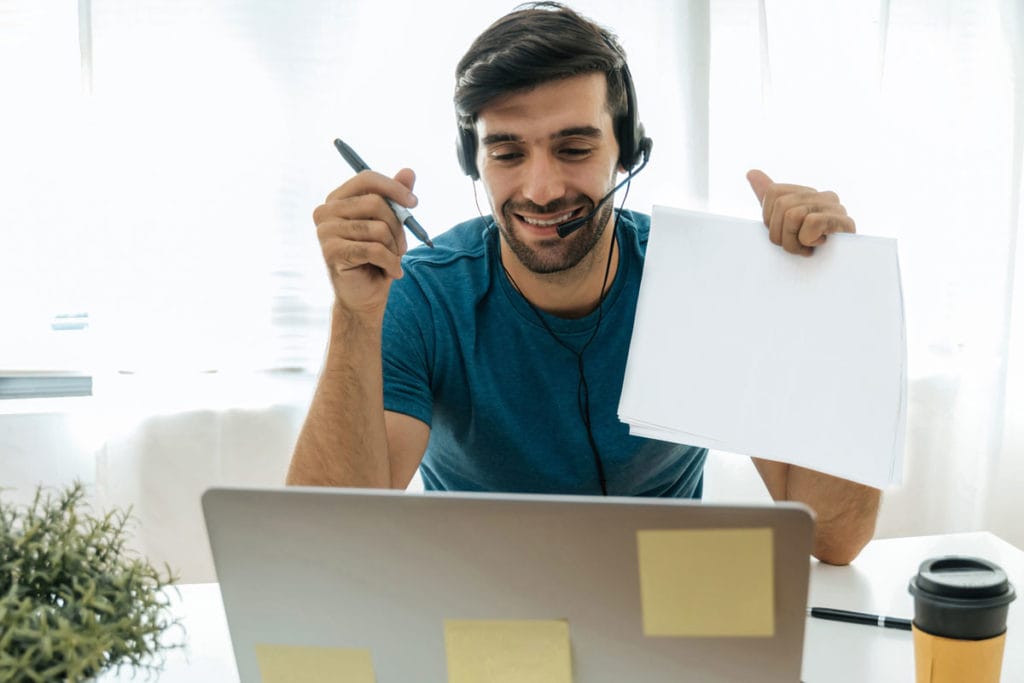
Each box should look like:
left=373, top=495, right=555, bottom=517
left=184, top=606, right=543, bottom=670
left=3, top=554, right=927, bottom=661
left=778, top=207, right=857, bottom=255
left=322, top=237, right=404, bottom=281
left=779, top=205, right=813, bottom=255
left=393, top=167, right=417, bottom=196
left=315, top=192, right=400, bottom=228
left=317, top=215, right=396, bottom=248
left=325, top=169, right=418, bottom=209
left=801, top=212, right=857, bottom=244
left=767, top=190, right=819, bottom=245
left=780, top=204, right=810, bottom=252
left=763, top=184, right=818, bottom=227
left=314, top=194, right=406, bottom=256
left=746, top=169, right=774, bottom=206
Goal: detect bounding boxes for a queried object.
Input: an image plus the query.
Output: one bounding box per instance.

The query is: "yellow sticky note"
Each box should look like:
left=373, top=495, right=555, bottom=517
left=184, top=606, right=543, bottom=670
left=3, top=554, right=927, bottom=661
left=636, top=527, right=774, bottom=637
left=443, top=619, right=573, bottom=683
left=255, top=643, right=376, bottom=683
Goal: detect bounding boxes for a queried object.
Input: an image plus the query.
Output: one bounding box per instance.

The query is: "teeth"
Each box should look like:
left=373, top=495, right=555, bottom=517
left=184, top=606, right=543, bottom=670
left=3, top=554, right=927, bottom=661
left=521, top=211, right=574, bottom=227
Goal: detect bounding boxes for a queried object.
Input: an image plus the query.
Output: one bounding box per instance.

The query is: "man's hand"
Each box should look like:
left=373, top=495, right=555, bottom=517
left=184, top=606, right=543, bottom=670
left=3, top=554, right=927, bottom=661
left=746, top=169, right=856, bottom=256
left=313, top=169, right=417, bottom=316
left=290, top=169, right=421, bottom=491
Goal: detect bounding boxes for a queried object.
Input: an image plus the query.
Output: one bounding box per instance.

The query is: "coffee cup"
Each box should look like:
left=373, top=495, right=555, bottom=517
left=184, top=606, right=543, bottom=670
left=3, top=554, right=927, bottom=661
left=908, top=555, right=1016, bottom=683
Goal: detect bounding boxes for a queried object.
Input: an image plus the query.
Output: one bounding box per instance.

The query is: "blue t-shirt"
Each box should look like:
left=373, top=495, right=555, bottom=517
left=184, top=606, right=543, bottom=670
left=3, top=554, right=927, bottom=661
left=382, top=209, right=707, bottom=497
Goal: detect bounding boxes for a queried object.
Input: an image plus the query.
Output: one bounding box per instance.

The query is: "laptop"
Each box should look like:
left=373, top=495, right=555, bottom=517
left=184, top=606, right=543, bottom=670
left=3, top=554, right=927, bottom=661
left=202, top=487, right=814, bottom=682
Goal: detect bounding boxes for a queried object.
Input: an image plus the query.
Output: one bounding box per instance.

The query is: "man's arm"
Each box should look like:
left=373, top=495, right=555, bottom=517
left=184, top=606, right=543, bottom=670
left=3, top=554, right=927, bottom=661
left=753, top=458, right=880, bottom=565
left=744, top=169, right=880, bottom=564
left=286, top=168, right=429, bottom=489
left=286, top=304, right=429, bottom=489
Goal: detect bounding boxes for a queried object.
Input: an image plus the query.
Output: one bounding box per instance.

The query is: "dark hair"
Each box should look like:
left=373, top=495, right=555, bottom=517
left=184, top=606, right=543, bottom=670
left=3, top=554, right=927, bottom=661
left=454, top=2, right=629, bottom=129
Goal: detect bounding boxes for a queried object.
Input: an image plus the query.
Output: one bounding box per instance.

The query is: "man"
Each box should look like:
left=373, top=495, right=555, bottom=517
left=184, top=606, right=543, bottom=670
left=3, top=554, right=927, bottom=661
left=287, top=2, right=880, bottom=565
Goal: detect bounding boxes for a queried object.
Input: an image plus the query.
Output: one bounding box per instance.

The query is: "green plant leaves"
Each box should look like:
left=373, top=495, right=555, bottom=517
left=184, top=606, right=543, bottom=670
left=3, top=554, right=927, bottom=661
left=0, top=483, right=181, bottom=682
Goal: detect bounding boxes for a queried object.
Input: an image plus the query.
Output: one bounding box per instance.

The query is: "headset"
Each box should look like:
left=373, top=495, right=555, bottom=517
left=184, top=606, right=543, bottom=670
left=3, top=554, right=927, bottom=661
left=455, top=36, right=652, bottom=187
left=458, top=34, right=652, bottom=496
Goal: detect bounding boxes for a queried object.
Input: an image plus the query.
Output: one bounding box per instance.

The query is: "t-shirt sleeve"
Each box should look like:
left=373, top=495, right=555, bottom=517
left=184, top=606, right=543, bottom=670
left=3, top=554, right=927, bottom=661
left=381, top=273, right=434, bottom=426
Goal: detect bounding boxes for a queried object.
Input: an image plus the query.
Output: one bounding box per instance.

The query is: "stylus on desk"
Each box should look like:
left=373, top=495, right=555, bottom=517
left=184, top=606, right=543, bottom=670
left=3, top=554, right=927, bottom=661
left=333, top=137, right=434, bottom=248
left=808, top=607, right=912, bottom=631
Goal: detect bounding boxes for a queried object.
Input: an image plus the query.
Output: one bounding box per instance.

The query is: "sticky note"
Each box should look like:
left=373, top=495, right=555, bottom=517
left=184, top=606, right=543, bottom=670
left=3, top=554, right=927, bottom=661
left=636, top=527, right=774, bottom=637
left=443, top=619, right=573, bottom=683
left=255, top=643, right=376, bottom=683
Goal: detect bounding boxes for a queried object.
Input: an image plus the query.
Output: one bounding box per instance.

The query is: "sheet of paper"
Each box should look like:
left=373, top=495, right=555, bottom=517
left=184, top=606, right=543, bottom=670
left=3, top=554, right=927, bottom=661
left=619, top=206, right=906, bottom=488
left=443, top=619, right=573, bottom=683
left=636, top=527, right=774, bottom=637
left=255, top=643, right=376, bottom=683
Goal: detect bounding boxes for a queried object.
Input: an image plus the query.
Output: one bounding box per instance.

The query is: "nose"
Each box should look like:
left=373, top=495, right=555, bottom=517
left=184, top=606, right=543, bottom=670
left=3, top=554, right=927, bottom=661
left=520, top=152, right=566, bottom=209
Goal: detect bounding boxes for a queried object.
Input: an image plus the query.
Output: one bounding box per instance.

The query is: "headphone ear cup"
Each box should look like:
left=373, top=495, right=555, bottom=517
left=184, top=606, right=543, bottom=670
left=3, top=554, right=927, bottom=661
left=456, top=127, right=480, bottom=180
left=615, top=117, right=634, bottom=171
left=616, top=62, right=646, bottom=171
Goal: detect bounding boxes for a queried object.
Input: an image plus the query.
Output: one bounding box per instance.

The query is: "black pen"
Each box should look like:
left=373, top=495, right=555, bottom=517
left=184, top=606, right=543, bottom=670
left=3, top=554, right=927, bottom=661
left=808, top=607, right=912, bottom=631
left=333, top=138, right=434, bottom=248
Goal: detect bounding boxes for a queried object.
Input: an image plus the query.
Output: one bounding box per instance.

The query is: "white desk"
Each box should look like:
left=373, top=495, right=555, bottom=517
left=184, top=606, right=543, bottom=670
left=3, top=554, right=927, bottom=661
left=804, top=532, right=1022, bottom=682
left=97, top=532, right=1022, bottom=682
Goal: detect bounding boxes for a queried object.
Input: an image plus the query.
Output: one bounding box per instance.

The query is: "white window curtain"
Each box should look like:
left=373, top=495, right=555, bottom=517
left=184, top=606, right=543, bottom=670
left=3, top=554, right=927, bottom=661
left=705, top=0, right=1023, bottom=544
left=1, top=0, right=704, bottom=376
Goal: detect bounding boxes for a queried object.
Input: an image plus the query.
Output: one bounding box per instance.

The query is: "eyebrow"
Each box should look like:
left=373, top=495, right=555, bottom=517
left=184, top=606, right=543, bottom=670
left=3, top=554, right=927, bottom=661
left=480, top=126, right=604, bottom=146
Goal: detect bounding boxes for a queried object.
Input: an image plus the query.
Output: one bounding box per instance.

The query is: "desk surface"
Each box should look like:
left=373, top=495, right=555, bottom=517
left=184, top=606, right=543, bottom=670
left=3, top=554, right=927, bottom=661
left=96, top=531, right=1023, bottom=682
left=805, top=531, right=1022, bottom=682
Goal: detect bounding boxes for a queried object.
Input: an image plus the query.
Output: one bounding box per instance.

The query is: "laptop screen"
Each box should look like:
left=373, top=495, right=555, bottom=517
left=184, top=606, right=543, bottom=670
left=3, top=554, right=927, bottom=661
left=203, top=487, right=813, bottom=683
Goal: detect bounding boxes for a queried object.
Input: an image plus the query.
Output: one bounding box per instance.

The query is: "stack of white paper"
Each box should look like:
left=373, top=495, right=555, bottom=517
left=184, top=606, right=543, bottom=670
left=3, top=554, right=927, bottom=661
left=619, top=206, right=906, bottom=489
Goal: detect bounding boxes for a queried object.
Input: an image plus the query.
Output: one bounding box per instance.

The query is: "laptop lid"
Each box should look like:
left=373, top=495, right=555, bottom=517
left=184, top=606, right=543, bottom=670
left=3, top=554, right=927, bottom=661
left=202, top=487, right=814, bottom=683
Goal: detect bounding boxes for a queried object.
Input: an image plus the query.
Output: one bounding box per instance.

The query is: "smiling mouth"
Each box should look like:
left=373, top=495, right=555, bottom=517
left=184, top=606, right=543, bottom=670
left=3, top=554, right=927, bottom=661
left=515, top=208, right=583, bottom=228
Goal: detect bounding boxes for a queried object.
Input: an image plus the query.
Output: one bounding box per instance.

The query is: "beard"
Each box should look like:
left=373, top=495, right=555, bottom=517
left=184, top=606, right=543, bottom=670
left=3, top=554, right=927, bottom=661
left=497, top=194, right=615, bottom=275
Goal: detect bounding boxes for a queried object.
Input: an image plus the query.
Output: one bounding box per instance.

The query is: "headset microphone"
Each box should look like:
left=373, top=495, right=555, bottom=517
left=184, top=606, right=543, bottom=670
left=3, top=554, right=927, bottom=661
left=555, top=137, right=652, bottom=238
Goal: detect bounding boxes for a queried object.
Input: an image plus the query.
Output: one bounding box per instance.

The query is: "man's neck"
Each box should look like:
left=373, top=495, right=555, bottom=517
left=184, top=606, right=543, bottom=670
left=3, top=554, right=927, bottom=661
left=500, top=228, right=619, bottom=319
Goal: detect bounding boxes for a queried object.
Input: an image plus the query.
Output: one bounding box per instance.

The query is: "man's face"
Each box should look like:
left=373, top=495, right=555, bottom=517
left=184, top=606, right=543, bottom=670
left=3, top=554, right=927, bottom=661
left=474, top=72, right=621, bottom=275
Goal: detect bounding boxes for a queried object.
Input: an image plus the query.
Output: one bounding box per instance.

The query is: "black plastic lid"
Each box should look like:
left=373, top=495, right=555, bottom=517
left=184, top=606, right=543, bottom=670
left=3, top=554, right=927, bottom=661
left=908, top=556, right=1016, bottom=640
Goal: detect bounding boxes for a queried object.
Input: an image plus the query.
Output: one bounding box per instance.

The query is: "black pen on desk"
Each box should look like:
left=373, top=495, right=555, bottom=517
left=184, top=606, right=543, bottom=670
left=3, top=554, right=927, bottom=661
left=333, top=138, right=434, bottom=248
left=808, top=607, right=912, bottom=631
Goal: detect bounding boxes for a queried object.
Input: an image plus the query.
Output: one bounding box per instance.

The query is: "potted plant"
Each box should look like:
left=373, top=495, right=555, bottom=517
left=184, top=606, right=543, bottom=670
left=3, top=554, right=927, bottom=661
left=0, top=482, right=180, bottom=681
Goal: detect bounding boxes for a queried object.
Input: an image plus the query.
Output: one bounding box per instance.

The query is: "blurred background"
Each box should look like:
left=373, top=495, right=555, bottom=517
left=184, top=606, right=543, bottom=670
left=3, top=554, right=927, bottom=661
left=2, top=0, right=1022, bottom=582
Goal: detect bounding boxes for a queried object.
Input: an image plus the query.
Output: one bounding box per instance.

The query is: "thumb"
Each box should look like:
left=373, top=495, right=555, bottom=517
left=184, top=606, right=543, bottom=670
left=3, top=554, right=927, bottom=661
left=746, top=169, right=773, bottom=205
left=394, top=168, right=418, bottom=206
